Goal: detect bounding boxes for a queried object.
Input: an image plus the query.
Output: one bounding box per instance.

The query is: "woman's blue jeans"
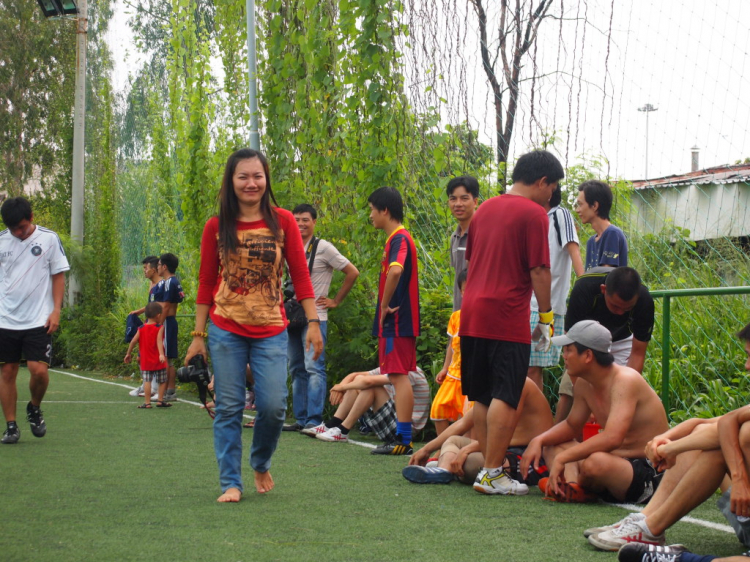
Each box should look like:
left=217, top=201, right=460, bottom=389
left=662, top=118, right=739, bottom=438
left=208, top=323, right=289, bottom=492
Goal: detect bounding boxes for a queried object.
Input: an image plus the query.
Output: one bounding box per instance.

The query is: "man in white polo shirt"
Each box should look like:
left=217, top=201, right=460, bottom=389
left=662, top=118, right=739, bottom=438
left=0, top=197, right=69, bottom=444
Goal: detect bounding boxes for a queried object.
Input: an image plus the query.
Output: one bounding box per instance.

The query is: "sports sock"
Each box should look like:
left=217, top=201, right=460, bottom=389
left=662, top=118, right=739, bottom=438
left=396, top=422, right=412, bottom=444
left=339, top=426, right=350, bottom=435
left=486, top=467, right=504, bottom=478
left=325, top=417, right=343, bottom=429
left=680, top=554, right=716, bottom=562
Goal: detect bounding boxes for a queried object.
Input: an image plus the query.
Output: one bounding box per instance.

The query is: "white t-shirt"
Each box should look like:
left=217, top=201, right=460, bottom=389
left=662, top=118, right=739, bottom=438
left=368, top=367, right=430, bottom=431
left=0, top=226, right=70, bottom=330
left=302, top=238, right=350, bottom=322
left=531, top=206, right=579, bottom=315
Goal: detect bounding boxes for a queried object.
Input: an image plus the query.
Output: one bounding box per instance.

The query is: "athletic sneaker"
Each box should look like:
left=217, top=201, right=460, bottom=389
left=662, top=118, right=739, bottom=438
left=27, top=402, right=46, bottom=438
left=425, top=459, right=439, bottom=468
left=584, top=512, right=645, bottom=538
left=402, top=465, right=454, bottom=484
left=538, top=477, right=598, bottom=503
left=130, top=384, right=143, bottom=397
left=473, top=468, right=529, bottom=495
left=617, top=543, right=688, bottom=562
left=371, top=439, right=413, bottom=455
left=301, top=423, right=328, bottom=437
left=589, top=517, right=665, bottom=552
left=162, top=390, right=177, bottom=402
left=317, top=426, right=348, bottom=443
left=1, top=425, right=20, bottom=444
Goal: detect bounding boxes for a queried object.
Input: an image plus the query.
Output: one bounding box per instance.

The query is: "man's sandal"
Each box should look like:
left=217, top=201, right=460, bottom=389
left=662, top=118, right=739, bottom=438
left=156, top=401, right=172, bottom=408
left=138, top=403, right=152, bottom=409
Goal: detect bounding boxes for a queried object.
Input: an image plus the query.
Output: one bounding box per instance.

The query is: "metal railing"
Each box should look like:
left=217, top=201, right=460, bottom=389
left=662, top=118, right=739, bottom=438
left=650, top=286, right=750, bottom=414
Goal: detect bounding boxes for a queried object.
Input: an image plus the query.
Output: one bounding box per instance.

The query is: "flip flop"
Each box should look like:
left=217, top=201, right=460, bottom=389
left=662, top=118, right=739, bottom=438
left=243, top=420, right=254, bottom=428
left=138, top=403, right=152, bottom=409
left=156, top=402, right=172, bottom=408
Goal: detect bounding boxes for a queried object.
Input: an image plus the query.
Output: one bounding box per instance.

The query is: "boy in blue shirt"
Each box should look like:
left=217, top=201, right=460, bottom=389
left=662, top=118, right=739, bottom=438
left=152, top=253, right=185, bottom=401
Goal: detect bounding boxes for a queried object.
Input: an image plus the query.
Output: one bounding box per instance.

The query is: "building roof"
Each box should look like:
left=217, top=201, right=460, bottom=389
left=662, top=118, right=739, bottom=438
left=631, top=163, right=750, bottom=190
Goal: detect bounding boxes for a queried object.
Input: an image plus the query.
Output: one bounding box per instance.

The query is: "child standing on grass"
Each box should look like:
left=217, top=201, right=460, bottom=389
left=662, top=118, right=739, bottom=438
left=124, top=302, right=171, bottom=409
left=430, top=268, right=468, bottom=436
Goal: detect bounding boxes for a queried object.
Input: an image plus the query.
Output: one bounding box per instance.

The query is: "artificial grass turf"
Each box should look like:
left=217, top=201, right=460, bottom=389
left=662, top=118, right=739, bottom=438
left=2, top=368, right=747, bottom=562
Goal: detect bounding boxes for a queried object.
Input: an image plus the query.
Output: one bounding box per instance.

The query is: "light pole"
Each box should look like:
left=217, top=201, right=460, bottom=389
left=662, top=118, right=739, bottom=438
left=36, top=0, right=86, bottom=304
left=246, top=0, right=260, bottom=150
left=638, top=103, right=658, bottom=179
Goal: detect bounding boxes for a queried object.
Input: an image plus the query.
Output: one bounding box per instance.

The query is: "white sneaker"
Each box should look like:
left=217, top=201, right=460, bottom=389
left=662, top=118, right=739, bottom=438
left=301, top=423, right=328, bottom=437
left=588, top=517, right=664, bottom=552
left=584, top=512, right=645, bottom=538
left=162, top=391, right=177, bottom=402
left=473, top=468, right=529, bottom=496
left=425, top=460, right=439, bottom=468
left=129, top=385, right=143, bottom=397
left=316, top=426, right=348, bottom=443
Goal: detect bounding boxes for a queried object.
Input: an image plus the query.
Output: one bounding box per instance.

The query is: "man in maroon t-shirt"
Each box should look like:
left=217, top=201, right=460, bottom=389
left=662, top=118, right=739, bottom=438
left=460, top=149, right=564, bottom=495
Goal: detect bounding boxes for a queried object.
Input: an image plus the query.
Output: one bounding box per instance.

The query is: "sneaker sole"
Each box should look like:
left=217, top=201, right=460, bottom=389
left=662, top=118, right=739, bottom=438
left=473, top=483, right=529, bottom=496
left=587, top=534, right=664, bottom=552
left=402, top=466, right=453, bottom=484
left=316, top=437, right=348, bottom=442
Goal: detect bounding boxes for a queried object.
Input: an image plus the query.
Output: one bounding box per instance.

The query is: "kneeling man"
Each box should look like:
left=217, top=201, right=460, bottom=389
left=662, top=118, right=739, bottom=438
left=521, top=320, right=668, bottom=503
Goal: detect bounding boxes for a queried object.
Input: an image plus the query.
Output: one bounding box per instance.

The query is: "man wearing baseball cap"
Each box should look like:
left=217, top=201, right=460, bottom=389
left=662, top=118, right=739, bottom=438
left=520, top=320, right=669, bottom=504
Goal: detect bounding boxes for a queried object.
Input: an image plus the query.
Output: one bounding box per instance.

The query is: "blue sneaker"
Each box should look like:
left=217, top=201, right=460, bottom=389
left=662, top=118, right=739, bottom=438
left=402, top=465, right=454, bottom=484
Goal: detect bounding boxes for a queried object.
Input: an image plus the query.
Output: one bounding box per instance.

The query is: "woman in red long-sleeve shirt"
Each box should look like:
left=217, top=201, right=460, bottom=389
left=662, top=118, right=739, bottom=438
left=185, top=148, right=323, bottom=502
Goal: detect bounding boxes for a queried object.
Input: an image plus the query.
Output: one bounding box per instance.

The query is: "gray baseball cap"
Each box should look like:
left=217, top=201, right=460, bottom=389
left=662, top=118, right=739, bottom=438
left=551, top=320, right=612, bottom=353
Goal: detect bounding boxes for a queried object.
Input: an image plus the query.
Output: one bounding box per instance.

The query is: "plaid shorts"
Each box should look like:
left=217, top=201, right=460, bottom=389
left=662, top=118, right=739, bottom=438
left=142, top=369, right=167, bottom=383
left=363, top=399, right=398, bottom=442
left=528, top=311, right=565, bottom=367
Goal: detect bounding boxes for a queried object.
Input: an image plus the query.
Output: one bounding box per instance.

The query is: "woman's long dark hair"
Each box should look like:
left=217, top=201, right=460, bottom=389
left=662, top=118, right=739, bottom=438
left=218, top=149, right=281, bottom=263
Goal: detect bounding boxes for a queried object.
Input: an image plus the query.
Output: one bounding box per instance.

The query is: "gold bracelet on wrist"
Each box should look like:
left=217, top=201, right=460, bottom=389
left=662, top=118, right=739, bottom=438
left=190, top=330, right=208, bottom=338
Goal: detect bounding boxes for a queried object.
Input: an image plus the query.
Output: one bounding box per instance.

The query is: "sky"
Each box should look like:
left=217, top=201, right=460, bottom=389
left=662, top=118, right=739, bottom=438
left=106, top=0, right=750, bottom=182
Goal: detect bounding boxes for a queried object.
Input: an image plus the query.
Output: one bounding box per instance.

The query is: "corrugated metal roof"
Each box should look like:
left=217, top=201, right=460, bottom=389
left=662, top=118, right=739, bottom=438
left=631, top=163, right=750, bottom=190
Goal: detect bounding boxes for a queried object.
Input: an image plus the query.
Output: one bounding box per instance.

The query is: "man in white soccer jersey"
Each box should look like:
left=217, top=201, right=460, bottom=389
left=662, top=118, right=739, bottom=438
left=0, top=197, right=69, bottom=444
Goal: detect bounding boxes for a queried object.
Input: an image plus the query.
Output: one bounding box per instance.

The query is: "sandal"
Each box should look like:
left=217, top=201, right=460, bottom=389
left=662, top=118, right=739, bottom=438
left=138, top=403, right=152, bottom=409
left=243, top=420, right=254, bottom=428
left=156, top=401, right=172, bottom=408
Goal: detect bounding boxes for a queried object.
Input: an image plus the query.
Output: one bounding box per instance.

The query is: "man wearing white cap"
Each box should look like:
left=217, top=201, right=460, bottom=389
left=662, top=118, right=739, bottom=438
left=520, top=320, right=668, bottom=504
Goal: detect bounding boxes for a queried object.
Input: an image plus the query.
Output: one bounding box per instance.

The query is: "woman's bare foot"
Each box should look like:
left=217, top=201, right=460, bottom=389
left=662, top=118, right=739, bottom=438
left=217, top=487, right=242, bottom=503
left=254, top=470, right=274, bottom=493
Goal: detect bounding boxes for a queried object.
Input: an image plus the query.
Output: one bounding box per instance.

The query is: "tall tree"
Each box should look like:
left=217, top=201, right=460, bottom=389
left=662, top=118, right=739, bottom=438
left=0, top=0, right=76, bottom=197
left=470, top=0, right=555, bottom=190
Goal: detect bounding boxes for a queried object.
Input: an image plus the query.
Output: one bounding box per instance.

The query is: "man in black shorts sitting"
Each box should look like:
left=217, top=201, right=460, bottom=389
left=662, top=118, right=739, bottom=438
left=521, top=320, right=669, bottom=503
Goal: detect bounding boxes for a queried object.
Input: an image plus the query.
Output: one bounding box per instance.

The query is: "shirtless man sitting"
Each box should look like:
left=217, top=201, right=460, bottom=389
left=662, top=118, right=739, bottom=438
left=403, top=377, right=553, bottom=486
left=521, top=320, right=668, bottom=504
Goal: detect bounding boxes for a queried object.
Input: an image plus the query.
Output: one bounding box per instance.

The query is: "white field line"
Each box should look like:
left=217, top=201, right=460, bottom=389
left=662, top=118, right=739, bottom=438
left=51, top=369, right=731, bottom=533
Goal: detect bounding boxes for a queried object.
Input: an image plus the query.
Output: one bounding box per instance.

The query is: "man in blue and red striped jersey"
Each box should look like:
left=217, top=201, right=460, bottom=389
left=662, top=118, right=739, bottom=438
left=368, top=186, right=420, bottom=455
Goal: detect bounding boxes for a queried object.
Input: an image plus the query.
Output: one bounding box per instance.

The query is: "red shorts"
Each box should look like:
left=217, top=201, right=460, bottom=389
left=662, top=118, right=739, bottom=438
left=378, top=337, right=416, bottom=374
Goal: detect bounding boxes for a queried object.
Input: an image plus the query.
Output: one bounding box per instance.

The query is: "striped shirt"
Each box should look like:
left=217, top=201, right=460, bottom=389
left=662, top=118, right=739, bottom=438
left=369, top=367, right=430, bottom=431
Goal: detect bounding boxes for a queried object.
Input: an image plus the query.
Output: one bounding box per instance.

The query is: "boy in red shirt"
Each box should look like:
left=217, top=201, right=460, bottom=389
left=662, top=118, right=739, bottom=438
left=124, top=302, right=170, bottom=408
left=368, top=186, right=420, bottom=455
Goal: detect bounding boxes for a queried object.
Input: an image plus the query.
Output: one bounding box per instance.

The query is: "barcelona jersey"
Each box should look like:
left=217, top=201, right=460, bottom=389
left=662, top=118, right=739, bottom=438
left=372, top=226, right=420, bottom=338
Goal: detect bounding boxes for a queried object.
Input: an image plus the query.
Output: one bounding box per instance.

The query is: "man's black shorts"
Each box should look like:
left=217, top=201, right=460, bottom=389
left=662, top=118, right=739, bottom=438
left=460, top=335, right=530, bottom=408
left=600, top=458, right=663, bottom=504
left=0, top=326, right=53, bottom=365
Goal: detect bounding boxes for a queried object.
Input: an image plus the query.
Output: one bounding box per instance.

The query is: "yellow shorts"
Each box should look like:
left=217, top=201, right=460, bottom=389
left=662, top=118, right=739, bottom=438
left=430, top=377, right=464, bottom=422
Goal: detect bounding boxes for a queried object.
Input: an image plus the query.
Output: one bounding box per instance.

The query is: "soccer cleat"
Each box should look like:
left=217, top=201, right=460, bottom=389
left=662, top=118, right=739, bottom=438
left=27, top=402, right=46, bottom=438
left=473, top=468, right=529, bottom=495
left=301, top=423, right=328, bottom=437
left=130, top=384, right=143, bottom=397
left=371, top=439, right=413, bottom=455
left=585, top=512, right=645, bottom=538
left=402, top=465, right=454, bottom=484
left=538, top=477, right=598, bottom=503
left=316, top=426, right=348, bottom=443
left=618, top=543, right=688, bottom=562
left=1, top=425, right=20, bottom=444
left=589, top=517, right=665, bottom=552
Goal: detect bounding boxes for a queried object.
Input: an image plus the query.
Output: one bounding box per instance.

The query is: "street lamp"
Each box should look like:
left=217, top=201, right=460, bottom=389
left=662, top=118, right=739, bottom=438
left=638, top=103, right=658, bottom=179
left=36, top=0, right=86, bottom=304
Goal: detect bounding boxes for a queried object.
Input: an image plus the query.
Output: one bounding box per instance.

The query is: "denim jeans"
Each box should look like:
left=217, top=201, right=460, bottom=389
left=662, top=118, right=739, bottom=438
left=208, top=323, right=289, bottom=493
left=287, top=321, right=327, bottom=427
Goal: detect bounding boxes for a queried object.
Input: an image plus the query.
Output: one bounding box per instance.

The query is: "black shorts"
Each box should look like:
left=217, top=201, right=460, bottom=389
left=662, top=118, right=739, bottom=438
left=460, top=336, right=530, bottom=408
left=505, top=446, right=549, bottom=486
left=600, top=458, right=663, bottom=504
left=0, top=327, right=53, bottom=365
left=163, top=316, right=179, bottom=359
